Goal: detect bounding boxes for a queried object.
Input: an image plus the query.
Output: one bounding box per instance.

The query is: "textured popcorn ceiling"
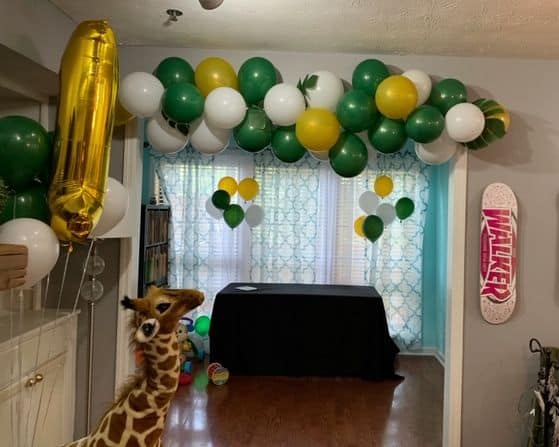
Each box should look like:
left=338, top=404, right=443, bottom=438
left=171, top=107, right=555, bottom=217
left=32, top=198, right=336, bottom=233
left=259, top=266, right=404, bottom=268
left=51, top=0, right=559, bottom=58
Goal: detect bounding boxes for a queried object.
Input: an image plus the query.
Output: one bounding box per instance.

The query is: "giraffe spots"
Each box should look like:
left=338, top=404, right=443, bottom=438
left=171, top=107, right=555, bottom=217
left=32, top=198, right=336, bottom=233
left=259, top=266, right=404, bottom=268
left=95, top=439, right=109, bottom=447
left=128, top=391, right=151, bottom=412
left=108, top=411, right=127, bottom=443
left=154, top=392, right=175, bottom=408
left=133, top=412, right=158, bottom=433
left=125, top=435, right=141, bottom=447
left=145, top=428, right=163, bottom=446
left=100, top=415, right=109, bottom=433
left=158, top=355, right=177, bottom=371
left=171, top=341, right=178, bottom=350
left=159, top=336, right=171, bottom=343
left=160, top=373, right=177, bottom=388
left=156, top=345, right=167, bottom=355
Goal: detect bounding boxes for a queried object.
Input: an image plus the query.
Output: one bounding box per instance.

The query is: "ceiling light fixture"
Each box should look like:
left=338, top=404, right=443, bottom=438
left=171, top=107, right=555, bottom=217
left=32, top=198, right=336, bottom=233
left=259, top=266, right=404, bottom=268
left=199, top=0, right=224, bottom=10
left=165, top=9, right=183, bottom=22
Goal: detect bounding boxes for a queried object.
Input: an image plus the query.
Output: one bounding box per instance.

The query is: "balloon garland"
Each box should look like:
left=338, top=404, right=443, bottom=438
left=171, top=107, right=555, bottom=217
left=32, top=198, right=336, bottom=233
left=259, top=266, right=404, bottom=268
left=123, top=55, right=509, bottom=172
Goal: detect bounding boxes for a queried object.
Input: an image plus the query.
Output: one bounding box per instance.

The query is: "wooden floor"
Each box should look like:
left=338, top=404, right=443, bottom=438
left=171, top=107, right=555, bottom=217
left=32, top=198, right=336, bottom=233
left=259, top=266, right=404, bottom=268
left=163, top=356, right=444, bottom=447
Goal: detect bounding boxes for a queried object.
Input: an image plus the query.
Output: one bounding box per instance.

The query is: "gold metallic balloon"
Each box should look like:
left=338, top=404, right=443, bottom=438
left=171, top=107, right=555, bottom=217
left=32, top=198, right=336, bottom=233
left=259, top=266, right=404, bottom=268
left=48, top=20, right=118, bottom=243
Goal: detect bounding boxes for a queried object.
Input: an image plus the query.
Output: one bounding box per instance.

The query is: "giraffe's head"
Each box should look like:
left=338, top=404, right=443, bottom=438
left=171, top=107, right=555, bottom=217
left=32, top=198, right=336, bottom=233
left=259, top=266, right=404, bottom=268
left=121, top=286, right=204, bottom=342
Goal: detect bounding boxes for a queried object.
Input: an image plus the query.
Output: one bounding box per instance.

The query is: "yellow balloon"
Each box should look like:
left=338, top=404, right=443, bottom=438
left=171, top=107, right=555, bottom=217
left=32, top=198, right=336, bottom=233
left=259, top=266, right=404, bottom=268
left=375, top=75, right=418, bottom=119
left=114, top=99, right=134, bottom=127
left=48, top=20, right=118, bottom=243
left=354, top=215, right=366, bottom=238
left=195, top=57, right=238, bottom=97
left=218, top=176, right=238, bottom=197
left=295, top=108, right=340, bottom=152
left=238, top=178, right=259, bottom=201
left=374, top=175, right=394, bottom=198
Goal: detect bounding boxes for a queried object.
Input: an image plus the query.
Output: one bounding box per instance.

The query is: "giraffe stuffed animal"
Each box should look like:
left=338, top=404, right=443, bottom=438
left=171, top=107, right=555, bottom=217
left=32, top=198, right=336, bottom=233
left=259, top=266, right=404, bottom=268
left=61, top=285, right=204, bottom=447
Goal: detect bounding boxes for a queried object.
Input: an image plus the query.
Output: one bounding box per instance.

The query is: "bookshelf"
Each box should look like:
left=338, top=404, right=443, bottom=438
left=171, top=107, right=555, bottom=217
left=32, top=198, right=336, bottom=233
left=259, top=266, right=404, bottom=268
left=138, top=204, right=170, bottom=296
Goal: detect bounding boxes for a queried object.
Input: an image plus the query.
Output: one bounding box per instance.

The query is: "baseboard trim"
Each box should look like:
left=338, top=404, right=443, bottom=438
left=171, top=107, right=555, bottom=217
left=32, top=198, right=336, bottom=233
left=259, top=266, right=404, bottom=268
left=400, top=347, right=445, bottom=367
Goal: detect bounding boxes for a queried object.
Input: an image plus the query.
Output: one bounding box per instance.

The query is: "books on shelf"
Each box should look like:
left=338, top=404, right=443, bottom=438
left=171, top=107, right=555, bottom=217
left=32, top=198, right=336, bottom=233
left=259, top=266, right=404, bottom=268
left=144, top=244, right=168, bottom=285
left=146, top=209, right=169, bottom=246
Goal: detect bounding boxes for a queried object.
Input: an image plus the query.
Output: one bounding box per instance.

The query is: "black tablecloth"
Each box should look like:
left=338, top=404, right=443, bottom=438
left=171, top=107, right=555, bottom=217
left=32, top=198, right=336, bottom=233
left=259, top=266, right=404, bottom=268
left=209, top=283, right=399, bottom=380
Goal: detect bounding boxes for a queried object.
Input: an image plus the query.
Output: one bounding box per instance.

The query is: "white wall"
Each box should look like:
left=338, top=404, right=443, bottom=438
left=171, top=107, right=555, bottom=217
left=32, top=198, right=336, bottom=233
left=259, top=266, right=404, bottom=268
left=121, top=46, right=559, bottom=446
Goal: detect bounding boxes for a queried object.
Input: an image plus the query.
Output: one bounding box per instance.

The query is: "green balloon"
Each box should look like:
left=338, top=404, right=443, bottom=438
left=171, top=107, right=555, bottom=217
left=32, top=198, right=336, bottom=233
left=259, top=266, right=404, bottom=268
left=212, top=190, right=230, bottom=210
left=162, top=82, right=204, bottom=124
left=0, top=182, right=49, bottom=224
left=428, top=79, right=467, bottom=115
left=234, top=107, right=272, bottom=153
left=271, top=126, right=306, bottom=163
left=238, top=57, right=277, bottom=105
left=405, top=105, right=445, bottom=144
left=223, top=204, right=245, bottom=229
left=194, top=316, right=211, bottom=336
left=352, top=59, right=390, bottom=95
left=363, top=215, right=384, bottom=243
left=368, top=117, right=407, bottom=154
left=0, top=116, right=50, bottom=190
left=329, top=132, right=368, bottom=178
left=154, top=57, right=195, bottom=88
left=37, top=130, right=55, bottom=185
left=395, top=197, right=415, bottom=220
left=336, top=90, right=377, bottom=133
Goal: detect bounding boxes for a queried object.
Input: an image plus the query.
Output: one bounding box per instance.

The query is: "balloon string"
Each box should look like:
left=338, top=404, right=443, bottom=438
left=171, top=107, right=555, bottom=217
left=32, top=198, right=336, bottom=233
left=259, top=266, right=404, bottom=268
left=9, top=288, right=15, bottom=446
left=73, top=238, right=95, bottom=313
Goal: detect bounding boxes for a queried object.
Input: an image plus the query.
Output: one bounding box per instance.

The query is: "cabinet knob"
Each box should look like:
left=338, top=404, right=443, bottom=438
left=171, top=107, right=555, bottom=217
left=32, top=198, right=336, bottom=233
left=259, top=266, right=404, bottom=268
left=35, top=373, right=44, bottom=383
left=25, top=378, right=36, bottom=387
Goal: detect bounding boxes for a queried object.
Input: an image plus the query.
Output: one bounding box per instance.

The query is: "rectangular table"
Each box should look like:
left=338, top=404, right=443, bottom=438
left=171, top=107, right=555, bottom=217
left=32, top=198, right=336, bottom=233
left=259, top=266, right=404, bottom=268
left=209, top=283, right=399, bottom=380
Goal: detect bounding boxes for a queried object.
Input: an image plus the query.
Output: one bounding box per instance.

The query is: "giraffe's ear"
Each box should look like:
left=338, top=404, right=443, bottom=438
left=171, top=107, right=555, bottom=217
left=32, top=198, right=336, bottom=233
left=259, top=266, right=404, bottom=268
left=121, top=296, right=151, bottom=313
left=121, top=296, right=135, bottom=310
left=179, top=289, right=205, bottom=311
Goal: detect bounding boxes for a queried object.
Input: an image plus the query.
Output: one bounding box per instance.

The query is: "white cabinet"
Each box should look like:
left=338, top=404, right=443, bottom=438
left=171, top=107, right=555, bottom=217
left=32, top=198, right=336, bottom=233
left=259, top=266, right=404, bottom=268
left=0, top=311, right=78, bottom=447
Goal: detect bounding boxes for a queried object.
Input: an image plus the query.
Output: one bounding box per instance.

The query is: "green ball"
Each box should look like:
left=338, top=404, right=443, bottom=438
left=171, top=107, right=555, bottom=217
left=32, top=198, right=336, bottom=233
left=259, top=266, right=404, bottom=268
left=428, top=78, right=467, bottom=115
left=234, top=108, right=272, bottom=153
left=194, top=316, right=211, bottom=336
left=154, top=57, right=195, bottom=88
left=212, top=190, right=230, bottom=210
left=271, top=126, right=306, bottom=163
left=405, top=105, right=445, bottom=144
left=0, top=116, right=50, bottom=190
left=368, top=117, right=407, bottom=154
left=223, top=204, right=245, bottom=229
left=0, top=182, right=50, bottom=224
left=352, top=59, right=390, bottom=95
left=395, top=197, right=415, bottom=220
left=329, top=132, right=368, bottom=178
left=238, top=57, right=277, bottom=105
left=336, top=90, right=378, bottom=133
left=362, top=215, right=384, bottom=243
left=162, top=83, right=204, bottom=124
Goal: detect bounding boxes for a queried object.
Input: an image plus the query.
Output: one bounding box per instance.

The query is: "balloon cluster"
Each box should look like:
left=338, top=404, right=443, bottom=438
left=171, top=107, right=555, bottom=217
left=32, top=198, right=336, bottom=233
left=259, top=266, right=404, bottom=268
left=206, top=177, right=264, bottom=229
left=120, top=55, right=509, bottom=173
left=354, top=175, right=415, bottom=243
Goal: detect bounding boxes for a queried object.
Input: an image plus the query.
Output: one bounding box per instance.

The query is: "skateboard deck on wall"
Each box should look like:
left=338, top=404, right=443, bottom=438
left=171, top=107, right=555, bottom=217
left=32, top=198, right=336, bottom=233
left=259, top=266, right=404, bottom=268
left=480, top=183, right=517, bottom=324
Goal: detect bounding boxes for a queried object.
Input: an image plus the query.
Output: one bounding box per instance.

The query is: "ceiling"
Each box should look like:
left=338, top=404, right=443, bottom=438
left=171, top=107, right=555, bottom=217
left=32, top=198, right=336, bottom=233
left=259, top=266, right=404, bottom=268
left=50, top=0, right=559, bottom=59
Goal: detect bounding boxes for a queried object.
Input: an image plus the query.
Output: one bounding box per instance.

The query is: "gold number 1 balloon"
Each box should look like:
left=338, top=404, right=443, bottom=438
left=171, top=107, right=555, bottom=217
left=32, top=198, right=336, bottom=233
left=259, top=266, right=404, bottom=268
left=49, top=20, right=118, bottom=243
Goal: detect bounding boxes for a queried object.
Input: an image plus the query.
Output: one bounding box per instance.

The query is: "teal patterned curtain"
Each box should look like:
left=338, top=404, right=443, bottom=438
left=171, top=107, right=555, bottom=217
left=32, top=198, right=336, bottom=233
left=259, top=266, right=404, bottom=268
left=149, top=139, right=429, bottom=349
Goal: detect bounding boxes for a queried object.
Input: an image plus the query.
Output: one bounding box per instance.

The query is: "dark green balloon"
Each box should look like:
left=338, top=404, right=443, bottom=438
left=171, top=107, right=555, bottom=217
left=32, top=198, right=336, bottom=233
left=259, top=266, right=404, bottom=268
left=336, top=90, right=377, bottom=133
left=0, top=182, right=49, bottom=224
left=405, top=105, right=445, bottom=144
left=0, top=116, right=50, bottom=190
left=329, top=132, right=368, bottom=178
left=154, top=57, right=195, bottom=88
left=352, top=59, right=390, bottom=95
left=36, top=130, right=55, bottom=185
left=395, top=197, right=415, bottom=220
left=212, top=190, right=230, bottom=210
left=238, top=57, right=277, bottom=105
left=223, top=204, right=245, bottom=229
left=363, top=215, right=384, bottom=243
left=271, top=126, right=306, bottom=163
left=234, top=108, right=272, bottom=153
left=162, top=82, right=204, bottom=124
left=428, top=79, right=467, bottom=115
left=368, top=117, right=407, bottom=154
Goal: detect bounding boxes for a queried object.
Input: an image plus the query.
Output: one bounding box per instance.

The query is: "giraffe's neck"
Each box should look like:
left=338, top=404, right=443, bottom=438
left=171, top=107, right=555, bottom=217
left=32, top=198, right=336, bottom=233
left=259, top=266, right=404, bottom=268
left=142, top=330, right=181, bottom=397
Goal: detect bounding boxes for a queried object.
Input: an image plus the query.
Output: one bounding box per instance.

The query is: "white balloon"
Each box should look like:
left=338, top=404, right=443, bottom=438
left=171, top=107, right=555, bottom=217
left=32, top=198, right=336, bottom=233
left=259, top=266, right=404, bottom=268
left=263, top=83, right=306, bottom=126
left=359, top=191, right=379, bottom=214
left=91, top=178, right=129, bottom=237
left=245, top=204, right=264, bottom=228
left=445, top=103, right=485, bottom=143
left=0, top=218, right=59, bottom=289
left=205, top=198, right=223, bottom=220
left=402, top=69, right=432, bottom=105
left=415, top=132, right=458, bottom=165
left=119, top=72, right=164, bottom=118
left=190, top=117, right=230, bottom=155
left=147, top=114, right=188, bottom=154
left=204, top=87, right=247, bottom=129
left=305, top=70, right=345, bottom=112
left=308, top=149, right=329, bottom=162
left=376, top=203, right=396, bottom=226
